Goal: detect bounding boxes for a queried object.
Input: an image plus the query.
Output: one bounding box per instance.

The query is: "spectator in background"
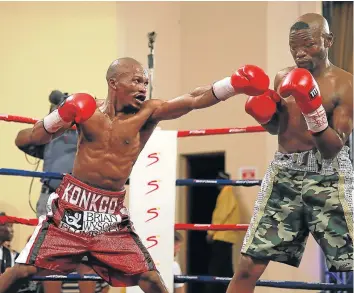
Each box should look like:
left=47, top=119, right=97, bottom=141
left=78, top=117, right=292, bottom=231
left=0, top=212, right=15, bottom=274
left=205, top=171, right=241, bottom=293
left=173, top=232, right=185, bottom=293
left=14, top=91, right=109, bottom=293
left=0, top=212, right=37, bottom=292
left=2, top=225, right=16, bottom=255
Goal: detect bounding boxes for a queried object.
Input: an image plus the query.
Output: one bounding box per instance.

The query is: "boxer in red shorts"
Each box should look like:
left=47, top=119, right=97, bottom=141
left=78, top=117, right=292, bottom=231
left=0, top=57, right=270, bottom=293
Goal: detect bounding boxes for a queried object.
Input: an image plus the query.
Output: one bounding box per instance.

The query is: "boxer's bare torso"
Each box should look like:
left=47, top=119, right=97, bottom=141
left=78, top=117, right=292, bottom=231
left=73, top=99, right=162, bottom=191
left=274, top=64, right=353, bottom=153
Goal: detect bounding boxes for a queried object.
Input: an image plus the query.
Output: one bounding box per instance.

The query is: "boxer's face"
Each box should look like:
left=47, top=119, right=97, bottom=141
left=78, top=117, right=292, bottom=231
left=289, top=28, right=330, bottom=72
left=3, top=241, right=10, bottom=249
left=114, top=64, right=149, bottom=112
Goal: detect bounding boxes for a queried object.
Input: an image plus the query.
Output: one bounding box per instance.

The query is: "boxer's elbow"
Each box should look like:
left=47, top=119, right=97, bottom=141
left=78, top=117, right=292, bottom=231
left=319, top=141, right=343, bottom=160
left=15, top=128, right=33, bottom=148
left=320, top=149, right=341, bottom=160
left=313, top=127, right=346, bottom=159
left=265, top=113, right=281, bottom=135
left=262, top=125, right=279, bottom=135
left=29, top=122, right=53, bottom=145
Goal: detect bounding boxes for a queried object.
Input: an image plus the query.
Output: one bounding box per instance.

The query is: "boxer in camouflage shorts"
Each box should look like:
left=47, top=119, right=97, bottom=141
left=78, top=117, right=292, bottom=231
left=227, top=13, right=353, bottom=293
left=242, top=147, right=353, bottom=270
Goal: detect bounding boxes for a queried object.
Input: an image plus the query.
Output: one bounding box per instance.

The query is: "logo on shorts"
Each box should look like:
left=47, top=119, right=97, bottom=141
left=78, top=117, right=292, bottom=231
left=146, top=180, right=160, bottom=195
left=62, top=210, right=84, bottom=230
left=147, top=152, right=160, bottom=167
left=309, top=87, right=319, bottom=100
left=145, top=207, right=159, bottom=222
left=120, top=207, right=129, bottom=217
left=146, top=235, right=159, bottom=249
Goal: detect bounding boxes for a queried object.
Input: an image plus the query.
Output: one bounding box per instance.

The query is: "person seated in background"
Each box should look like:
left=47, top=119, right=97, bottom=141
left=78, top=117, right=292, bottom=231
left=0, top=212, right=16, bottom=273
left=2, top=223, right=18, bottom=259
left=173, top=232, right=185, bottom=293
left=14, top=90, right=109, bottom=293
left=206, top=171, right=240, bottom=293
left=0, top=213, right=37, bottom=292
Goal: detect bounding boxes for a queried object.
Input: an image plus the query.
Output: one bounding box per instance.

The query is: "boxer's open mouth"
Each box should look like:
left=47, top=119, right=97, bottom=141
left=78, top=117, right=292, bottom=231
left=135, top=95, right=146, bottom=102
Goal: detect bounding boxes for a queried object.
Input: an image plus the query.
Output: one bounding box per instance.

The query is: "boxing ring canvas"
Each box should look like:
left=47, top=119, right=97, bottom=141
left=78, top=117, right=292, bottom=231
left=128, top=130, right=178, bottom=293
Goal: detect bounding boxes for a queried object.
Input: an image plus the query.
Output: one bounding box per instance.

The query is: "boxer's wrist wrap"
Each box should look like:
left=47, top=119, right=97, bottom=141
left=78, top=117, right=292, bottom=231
left=43, top=109, right=65, bottom=133
left=302, top=104, right=329, bottom=134
left=212, top=77, right=235, bottom=101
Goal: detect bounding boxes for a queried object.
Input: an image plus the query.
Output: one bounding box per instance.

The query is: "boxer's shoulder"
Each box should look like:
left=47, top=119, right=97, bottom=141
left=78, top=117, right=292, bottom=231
left=325, top=66, right=353, bottom=103
left=274, top=66, right=296, bottom=90
left=276, top=66, right=295, bottom=78
left=142, top=99, right=164, bottom=111
left=330, top=64, right=353, bottom=78
left=331, top=66, right=353, bottom=88
left=95, top=99, right=106, bottom=108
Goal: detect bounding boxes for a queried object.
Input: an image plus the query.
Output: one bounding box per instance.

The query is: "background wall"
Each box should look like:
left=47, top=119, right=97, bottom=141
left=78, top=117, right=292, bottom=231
left=0, top=2, right=328, bottom=293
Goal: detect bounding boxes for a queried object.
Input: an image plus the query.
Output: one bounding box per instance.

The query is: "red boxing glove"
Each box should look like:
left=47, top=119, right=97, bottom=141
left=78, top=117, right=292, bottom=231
left=245, top=90, right=281, bottom=124
left=43, top=93, right=96, bottom=133
left=279, top=68, right=328, bottom=133
left=231, top=65, right=270, bottom=95
left=213, top=65, right=270, bottom=101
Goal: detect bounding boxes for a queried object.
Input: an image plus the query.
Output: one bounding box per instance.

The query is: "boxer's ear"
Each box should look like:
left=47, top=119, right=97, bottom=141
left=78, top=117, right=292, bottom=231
left=324, top=32, right=334, bottom=48
left=109, top=78, right=117, bottom=90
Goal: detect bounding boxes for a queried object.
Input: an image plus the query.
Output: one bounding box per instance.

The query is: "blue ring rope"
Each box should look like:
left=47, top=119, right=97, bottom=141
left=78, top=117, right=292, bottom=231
left=0, top=168, right=261, bottom=186
left=30, top=274, right=353, bottom=290
left=175, top=275, right=353, bottom=290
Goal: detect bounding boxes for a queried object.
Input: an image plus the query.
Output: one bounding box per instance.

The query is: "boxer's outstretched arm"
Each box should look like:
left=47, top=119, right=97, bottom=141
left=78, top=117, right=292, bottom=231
left=149, top=85, right=219, bottom=121
left=312, top=82, right=353, bottom=159
left=150, top=65, right=270, bottom=122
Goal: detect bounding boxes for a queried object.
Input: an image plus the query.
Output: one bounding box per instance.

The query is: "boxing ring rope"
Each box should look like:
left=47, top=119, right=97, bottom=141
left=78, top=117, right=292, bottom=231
left=175, top=224, right=249, bottom=231
left=0, top=216, right=249, bottom=231
left=27, top=274, right=353, bottom=291
left=0, top=168, right=263, bottom=186
left=0, top=113, right=266, bottom=137
left=1, top=115, right=351, bottom=292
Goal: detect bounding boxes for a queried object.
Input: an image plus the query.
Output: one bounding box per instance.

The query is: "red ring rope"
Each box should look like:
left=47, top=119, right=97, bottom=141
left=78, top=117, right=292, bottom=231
left=0, top=114, right=39, bottom=125
left=0, top=216, right=249, bottom=230
left=0, top=114, right=265, bottom=137
left=0, top=215, right=39, bottom=226
left=175, top=223, right=249, bottom=231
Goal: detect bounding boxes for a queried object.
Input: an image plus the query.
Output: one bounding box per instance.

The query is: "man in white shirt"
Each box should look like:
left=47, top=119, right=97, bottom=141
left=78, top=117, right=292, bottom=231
left=173, top=232, right=185, bottom=293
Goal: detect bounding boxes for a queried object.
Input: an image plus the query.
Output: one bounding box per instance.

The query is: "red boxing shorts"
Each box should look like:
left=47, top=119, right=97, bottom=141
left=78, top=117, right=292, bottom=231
left=16, top=174, right=156, bottom=287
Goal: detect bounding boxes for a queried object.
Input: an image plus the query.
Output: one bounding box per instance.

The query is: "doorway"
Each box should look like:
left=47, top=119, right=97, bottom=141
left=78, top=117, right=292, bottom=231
left=185, top=152, right=225, bottom=293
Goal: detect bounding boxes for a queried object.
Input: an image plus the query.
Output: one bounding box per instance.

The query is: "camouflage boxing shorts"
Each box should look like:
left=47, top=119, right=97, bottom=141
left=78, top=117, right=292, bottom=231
left=241, top=146, right=353, bottom=271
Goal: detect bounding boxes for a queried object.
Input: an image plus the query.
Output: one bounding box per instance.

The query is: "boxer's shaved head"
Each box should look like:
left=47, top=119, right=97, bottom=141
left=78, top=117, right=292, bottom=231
left=106, top=57, right=143, bottom=81
left=289, top=13, right=333, bottom=72
left=290, top=13, right=330, bottom=35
